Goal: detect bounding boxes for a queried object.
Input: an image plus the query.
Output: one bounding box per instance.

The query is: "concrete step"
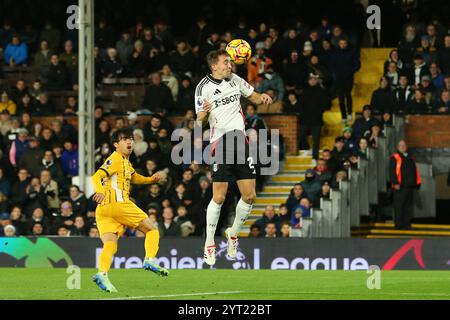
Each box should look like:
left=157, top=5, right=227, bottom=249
left=257, top=192, right=289, bottom=197
left=271, top=175, right=304, bottom=183
left=283, top=164, right=312, bottom=171
left=263, top=186, right=293, bottom=193
left=285, top=157, right=313, bottom=165
left=255, top=197, right=289, bottom=205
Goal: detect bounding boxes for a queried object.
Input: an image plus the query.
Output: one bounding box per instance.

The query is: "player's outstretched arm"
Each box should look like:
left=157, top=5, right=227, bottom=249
left=131, top=170, right=164, bottom=185
left=248, top=91, right=273, bottom=105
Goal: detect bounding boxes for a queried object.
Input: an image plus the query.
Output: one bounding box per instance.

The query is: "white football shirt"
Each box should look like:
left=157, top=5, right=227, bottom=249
left=195, top=73, right=254, bottom=143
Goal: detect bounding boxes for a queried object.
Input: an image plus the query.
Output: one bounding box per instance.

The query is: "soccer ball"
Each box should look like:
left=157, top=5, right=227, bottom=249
left=226, top=39, right=252, bottom=65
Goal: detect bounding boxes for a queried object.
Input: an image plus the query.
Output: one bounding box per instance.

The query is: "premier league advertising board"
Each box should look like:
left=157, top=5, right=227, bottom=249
left=1, top=237, right=450, bottom=270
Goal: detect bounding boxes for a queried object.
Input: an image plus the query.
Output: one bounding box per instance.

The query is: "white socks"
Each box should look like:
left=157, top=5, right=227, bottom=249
left=230, top=198, right=253, bottom=237
left=205, top=200, right=222, bottom=246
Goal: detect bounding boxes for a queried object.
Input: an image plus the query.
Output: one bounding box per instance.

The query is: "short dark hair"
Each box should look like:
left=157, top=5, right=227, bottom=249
left=111, top=128, right=133, bottom=145
left=206, top=49, right=229, bottom=70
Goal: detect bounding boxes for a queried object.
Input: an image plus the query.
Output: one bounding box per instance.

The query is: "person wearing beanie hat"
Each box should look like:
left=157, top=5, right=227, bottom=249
left=342, top=126, right=357, bottom=154
left=300, top=169, right=321, bottom=204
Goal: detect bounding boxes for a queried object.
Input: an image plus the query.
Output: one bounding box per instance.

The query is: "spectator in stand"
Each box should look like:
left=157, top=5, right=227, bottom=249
left=264, top=222, right=277, bottom=238
left=161, top=64, right=179, bottom=103
left=115, top=30, right=133, bottom=66
left=71, top=216, right=87, bottom=236
left=384, top=49, right=403, bottom=73
left=306, top=55, right=331, bottom=87
left=88, top=226, right=100, bottom=238
left=409, top=53, right=430, bottom=86
left=351, top=105, right=380, bottom=141
left=128, top=40, right=147, bottom=77
left=286, top=183, right=307, bottom=212
left=44, top=54, right=69, bottom=91
left=429, top=63, right=444, bottom=92
left=300, top=169, right=321, bottom=204
left=10, top=168, right=30, bottom=208
left=314, top=158, right=333, bottom=184
left=284, top=50, right=308, bottom=93
left=329, top=136, right=348, bottom=173
left=370, top=76, right=397, bottom=114
left=59, top=40, right=77, bottom=73
left=34, top=40, right=53, bottom=75
left=245, top=104, right=266, bottom=131
left=342, top=127, right=357, bottom=154
left=249, top=224, right=261, bottom=238
left=170, top=39, right=196, bottom=78
left=332, top=38, right=360, bottom=121
left=29, top=79, right=45, bottom=101
left=257, top=65, right=285, bottom=101
left=247, top=41, right=273, bottom=87
left=406, top=88, right=427, bottom=114
left=141, top=27, right=163, bottom=57
left=385, top=62, right=400, bottom=89
left=52, top=201, right=75, bottom=234
left=61, top=139, right=78, bottom=178
left=40, top=169, right=59, bottom=213
left=33, top=93, right=54, bottom=116
left=95, top=18, right=115, bottom=50
left=18, top=136, right=43, bottom=177
left=158, top=206, right=181, bottom=237
left=26, top=207, right=51, bottom=234
left=30, top=222, right=44, bottom=236
left=38, top=150, right=65, bottom=187
left=10, top=80, right=28, bottom=106
left=366, top=123, right=383, bottom=148
left=298, top=74, right=329, bottom=161
left=394, top=75, right=413, bottom=114
left=416, top=36, right=437, bottom=65
left=9, top=128, right=29, bottom=168
left=143, top=72, right=174, bottom=114
left=17, top=94, right=36, bottom=115
left=24, top=177, right=47, bottom=216
left=0, top=92, right=17, bottom=115
left=254, top=205, right=280, bottom=236
left=437, top=35, right=450, bottom=75
left=313, top=180, right=331, bottom=208
left=176, top=75, right=195, bottom=114
left=420, top=75, right=438, bottom=107
left=9, top=206, right=26, bottom=236
left=435, top=90, right=450, bottom=114
left=0, top=167, right=11, bottom=197
left=358, top=137, right=369, bottom=159
left=398, top=24, right=421, bottom=69
left=174, top=205, right=194, bottom=237
left=101, top=48, right=123, bottom=79
left=56, top=225, right=70, bottom=236
left=68, top=185, right=87, bottom=216
left=4, top=34, right=28, bottom=66
left=39, top=22, right=60, bottom=51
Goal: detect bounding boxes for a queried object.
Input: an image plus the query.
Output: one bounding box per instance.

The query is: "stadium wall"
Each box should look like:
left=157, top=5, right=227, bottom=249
left=1, top=237, right=449, bottom=270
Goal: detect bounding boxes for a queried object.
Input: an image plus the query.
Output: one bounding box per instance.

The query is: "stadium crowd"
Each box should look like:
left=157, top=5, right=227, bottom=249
left=0, top=1, right=449, bottom=238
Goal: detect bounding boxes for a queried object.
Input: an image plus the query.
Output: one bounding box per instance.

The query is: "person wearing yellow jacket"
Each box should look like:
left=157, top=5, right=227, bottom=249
left=91, top=128, right=169, bottom=293
left=0, top=92, right=16, bottom=115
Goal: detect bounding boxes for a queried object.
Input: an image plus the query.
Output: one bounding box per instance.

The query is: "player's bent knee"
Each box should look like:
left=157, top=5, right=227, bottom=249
left=213, top=196, right=225, bottom=205
left=243, top=192, right=256, bottom=204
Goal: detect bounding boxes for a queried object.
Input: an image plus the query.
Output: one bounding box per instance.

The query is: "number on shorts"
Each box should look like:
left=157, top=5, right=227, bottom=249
left=247, top=156, right=256, bottom=174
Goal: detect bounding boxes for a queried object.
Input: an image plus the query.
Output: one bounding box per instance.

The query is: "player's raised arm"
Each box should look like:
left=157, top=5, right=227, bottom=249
left=247, top=91, right=273, bottom=106
left=196, top=99, right=213, bottom=128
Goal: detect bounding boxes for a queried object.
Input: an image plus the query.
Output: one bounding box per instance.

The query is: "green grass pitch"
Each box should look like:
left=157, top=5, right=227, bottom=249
left=1, top=268, right=450, bottom=300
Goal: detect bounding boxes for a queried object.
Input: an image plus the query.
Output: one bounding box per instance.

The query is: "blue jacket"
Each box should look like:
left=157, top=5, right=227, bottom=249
left=4, top=42, right=28, bottom=65
left=61, top=149, right=79, bottom=176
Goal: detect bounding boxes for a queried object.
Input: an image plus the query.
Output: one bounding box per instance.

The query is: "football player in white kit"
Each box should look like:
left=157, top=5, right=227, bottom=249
left=195, top=49, right=272, bottom=265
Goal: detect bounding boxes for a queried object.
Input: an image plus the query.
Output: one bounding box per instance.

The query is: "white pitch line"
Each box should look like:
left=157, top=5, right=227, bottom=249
left=97, top=291, right=244, bottom=300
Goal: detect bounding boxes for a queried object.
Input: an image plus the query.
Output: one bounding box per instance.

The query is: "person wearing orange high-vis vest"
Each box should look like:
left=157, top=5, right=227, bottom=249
left=389, top=140, right=421, bottom=230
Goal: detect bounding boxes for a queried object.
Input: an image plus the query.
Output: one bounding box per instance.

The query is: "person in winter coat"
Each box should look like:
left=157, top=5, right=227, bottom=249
left=297, top=74, right=329, bottom=160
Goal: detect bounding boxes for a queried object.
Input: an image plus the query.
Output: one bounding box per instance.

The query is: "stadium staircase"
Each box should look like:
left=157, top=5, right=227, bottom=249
left=352, top=223, right=450, bottom=238
left=238, top=48, right=393, bottom=238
